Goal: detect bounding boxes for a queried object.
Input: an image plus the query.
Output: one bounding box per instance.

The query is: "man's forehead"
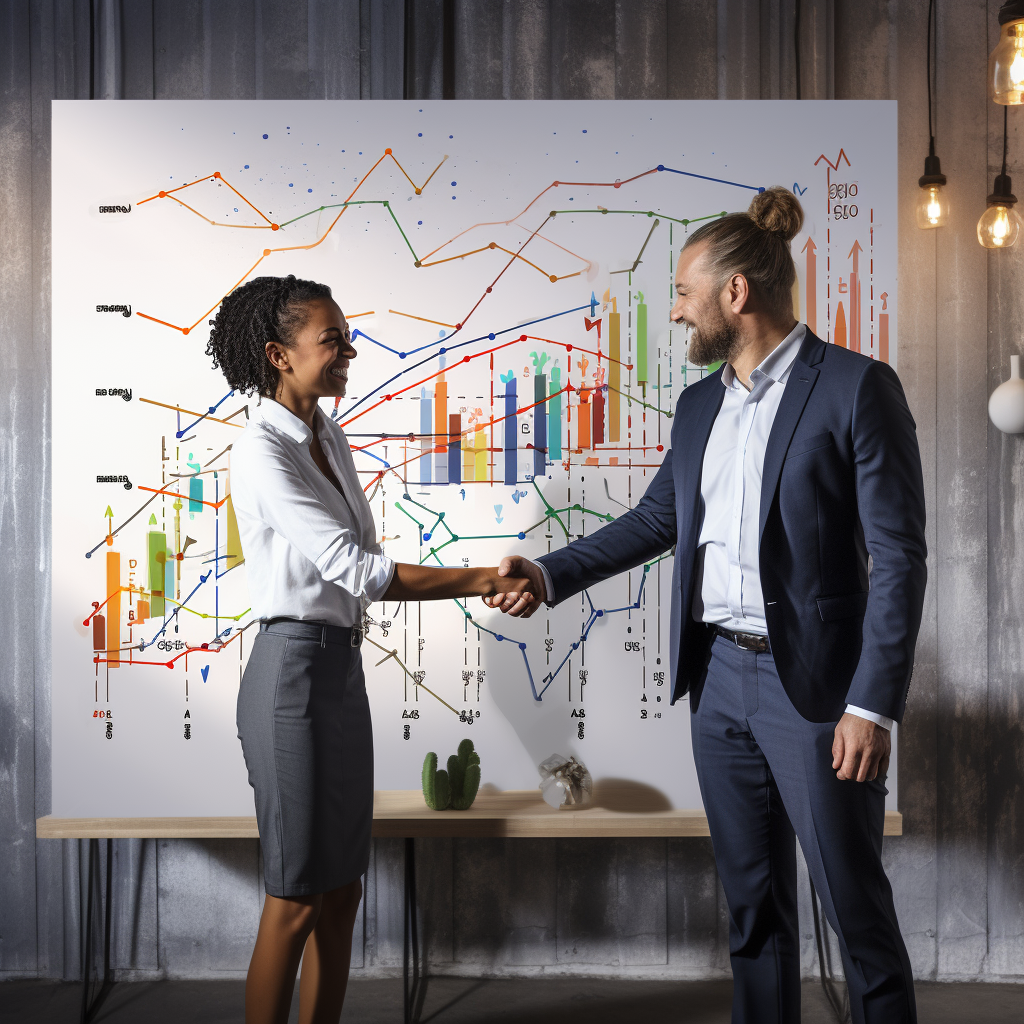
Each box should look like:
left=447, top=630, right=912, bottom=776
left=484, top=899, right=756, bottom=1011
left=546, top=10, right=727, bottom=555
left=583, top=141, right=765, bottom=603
left=675, top=242, right=707, bottom=284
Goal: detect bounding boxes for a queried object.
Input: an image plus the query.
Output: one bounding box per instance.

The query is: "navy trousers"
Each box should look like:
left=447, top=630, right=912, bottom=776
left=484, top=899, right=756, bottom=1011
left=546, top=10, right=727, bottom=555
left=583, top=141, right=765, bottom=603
left=691, top=635, right=916, bottom=1024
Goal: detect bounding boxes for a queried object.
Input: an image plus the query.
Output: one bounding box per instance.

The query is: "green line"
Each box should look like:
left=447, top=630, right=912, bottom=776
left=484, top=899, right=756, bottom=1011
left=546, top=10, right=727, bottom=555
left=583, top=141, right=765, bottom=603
left=549, top=208, right=727, bottom=227
left=607, top=383, right=674, bottom=418
left=394, top=501, right=424, bottom=528
left=383, top=201, right=420, bottom=262
left=277, top=199, right=382, bottom=228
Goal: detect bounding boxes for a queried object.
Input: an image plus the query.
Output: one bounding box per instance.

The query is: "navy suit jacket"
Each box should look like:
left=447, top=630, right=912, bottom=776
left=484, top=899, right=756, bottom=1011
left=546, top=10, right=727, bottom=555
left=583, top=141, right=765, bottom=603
left=536, top=328, right=927, bottom=724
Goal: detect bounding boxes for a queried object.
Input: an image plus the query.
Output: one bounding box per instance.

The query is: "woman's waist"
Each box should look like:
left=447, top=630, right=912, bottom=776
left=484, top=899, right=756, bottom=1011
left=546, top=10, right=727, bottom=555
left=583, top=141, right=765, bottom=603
left=259, top=617, right=364, bottom=648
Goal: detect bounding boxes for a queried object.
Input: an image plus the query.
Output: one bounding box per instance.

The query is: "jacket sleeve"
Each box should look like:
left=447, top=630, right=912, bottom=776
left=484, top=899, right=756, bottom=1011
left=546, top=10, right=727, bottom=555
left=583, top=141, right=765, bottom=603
left=844, top=360, right=928, bottom=722
left=535, top=451, right=677, bottom=606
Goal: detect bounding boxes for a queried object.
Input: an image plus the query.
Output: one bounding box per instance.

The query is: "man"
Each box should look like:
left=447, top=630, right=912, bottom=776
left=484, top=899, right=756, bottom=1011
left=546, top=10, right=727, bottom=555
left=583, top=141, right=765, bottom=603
left=486, top=186, right=926, bottom=1024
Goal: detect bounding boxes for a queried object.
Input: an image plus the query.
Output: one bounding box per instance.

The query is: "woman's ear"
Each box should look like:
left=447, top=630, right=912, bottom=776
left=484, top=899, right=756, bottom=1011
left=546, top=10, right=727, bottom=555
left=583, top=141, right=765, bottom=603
left=265, top=340, right=290, bottom=373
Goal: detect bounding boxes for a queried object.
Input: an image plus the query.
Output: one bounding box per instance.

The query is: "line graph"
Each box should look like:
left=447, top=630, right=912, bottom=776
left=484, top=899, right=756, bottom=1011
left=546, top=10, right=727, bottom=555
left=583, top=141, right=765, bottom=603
left=51, top=99, right=898, bottom=817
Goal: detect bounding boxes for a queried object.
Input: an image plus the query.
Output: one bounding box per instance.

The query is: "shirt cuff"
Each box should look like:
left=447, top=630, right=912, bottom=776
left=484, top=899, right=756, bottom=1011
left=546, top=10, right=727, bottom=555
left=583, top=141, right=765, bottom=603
left=364, top=555, right=396, bottom=603
left=531, top=559, right=556, bottom=604
left=845, top=704, right=893, bottom=731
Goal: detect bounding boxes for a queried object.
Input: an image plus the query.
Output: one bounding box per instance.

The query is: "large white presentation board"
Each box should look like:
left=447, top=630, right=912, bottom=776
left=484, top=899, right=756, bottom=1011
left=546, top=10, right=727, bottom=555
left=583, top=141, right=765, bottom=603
left=51, top=100, right=898, bottom=817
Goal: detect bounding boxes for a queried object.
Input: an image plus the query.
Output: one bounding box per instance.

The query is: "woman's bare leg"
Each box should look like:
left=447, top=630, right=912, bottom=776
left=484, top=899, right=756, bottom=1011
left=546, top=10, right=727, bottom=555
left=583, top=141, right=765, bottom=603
left=297, top=879, right=363, bottom=1024
left=245, top=893, right=322, bottom=1024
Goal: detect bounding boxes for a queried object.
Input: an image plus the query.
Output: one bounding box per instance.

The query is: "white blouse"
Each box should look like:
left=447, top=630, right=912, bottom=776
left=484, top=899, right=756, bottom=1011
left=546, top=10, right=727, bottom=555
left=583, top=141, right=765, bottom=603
left=229, top=398, right=395, bottom=627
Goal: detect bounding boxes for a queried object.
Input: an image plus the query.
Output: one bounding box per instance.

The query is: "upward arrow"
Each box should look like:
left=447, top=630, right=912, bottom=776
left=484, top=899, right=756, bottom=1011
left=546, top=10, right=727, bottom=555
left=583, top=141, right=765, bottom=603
left=847, top=239, right=862, bottom=273
left=802, top=237, right=817, bottom=334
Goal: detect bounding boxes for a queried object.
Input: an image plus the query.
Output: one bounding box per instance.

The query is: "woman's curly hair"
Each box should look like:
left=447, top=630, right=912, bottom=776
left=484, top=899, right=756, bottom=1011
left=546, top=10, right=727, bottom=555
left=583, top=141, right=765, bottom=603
left=206, top=275, right=333, bottom=397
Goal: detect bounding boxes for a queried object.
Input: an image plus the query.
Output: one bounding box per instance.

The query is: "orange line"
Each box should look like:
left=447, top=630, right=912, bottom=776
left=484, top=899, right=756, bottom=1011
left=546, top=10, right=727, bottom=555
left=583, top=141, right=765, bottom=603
left=218, top=174, right=274, bottom=224
left=136, top=312, right=187, bottom=331
left=420, top=167, right=660, bottom=261
left=346, top=310, right=375, bottom=319
left=138, top=396, right=245, bottom=427
left=138, top=484, right=228, bottom=510
left=388, top=309, right=458, bottom=328
left=137, top=172, right=217, bottom=203
left=134, top=152, right=628, bottom=333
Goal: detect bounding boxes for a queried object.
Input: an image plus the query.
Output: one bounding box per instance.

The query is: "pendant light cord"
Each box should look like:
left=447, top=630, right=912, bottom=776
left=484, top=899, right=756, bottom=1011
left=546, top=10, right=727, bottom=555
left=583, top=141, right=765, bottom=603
left=794, top=0, right=802, bottom=100
left=1003, top=104, right=1009, bottom=178
left=927, top=0, right=936, bottom=157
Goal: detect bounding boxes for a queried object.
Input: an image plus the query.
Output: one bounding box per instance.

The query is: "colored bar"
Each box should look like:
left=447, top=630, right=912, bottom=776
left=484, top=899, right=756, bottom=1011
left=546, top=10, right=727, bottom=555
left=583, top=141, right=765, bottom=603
left=419, top=388, right=432, bottom=485
left=448, top=413, right=462, bottom=486
left=473, top=429, right=487, bottom=481
left=636, top=295, right=648, bottom=384
left=533, top=373, right=547, bottom=479
left=548, top=365, right=562, bottom=461
left=136, top=599, right=149, bottom=625
left=147, top=530, right=166, bottom=616
left=593, top=385, right=605, bottom=445
left=463, top=426, right=475, bottom=482
left=92, top=613, right=106, bottom=652
left=434, top=359, right=448, bottom=485
left=879, top=312, right=889, bottom=364
left=835, top=302, right=847, bottom=348
left=609, top=312, right=620, bottom=441
left=578, top=388, right=592, bottom=449
left=106, top=551, right=120, bottom=666
left=503, top=372, right=517, bottom=486
left=165, top=548, right=175, bottom=605
left=225, top=493, right=244, bottom=568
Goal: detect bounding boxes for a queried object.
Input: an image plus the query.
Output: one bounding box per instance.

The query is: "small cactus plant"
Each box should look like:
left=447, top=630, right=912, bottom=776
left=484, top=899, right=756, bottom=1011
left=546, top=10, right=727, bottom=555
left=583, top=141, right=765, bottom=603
left=421, top=751, right=451, bottom=810
left=421, top=739, right=480, bottom=810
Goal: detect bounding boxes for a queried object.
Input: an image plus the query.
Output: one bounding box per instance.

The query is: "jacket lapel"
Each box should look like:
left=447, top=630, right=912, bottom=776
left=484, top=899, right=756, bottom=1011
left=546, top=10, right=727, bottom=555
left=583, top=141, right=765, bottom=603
left=758, top=330, right=826, bottom=542
left=681, top=374, right=726, bottom=534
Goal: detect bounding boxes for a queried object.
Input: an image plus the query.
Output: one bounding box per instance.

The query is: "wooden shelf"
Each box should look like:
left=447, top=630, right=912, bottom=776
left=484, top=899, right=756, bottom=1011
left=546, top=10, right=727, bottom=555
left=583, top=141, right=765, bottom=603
left=36, top=790, right=903, bottom=840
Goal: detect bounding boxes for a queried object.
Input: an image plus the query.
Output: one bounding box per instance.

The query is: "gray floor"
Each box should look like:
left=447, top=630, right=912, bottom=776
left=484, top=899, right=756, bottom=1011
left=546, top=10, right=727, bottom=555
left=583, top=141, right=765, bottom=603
left=2, top=977, right=1021, bottom=1023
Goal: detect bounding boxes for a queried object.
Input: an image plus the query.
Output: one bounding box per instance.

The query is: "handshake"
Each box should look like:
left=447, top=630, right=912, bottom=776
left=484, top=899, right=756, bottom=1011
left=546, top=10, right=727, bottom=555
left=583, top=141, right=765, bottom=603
left=481, top=555, right=546, bottom=619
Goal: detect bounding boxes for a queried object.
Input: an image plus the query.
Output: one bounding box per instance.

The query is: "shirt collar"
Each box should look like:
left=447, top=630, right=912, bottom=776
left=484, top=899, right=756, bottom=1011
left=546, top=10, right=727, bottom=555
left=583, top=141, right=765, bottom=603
left=721, top=322, right=807, bottom=396
left=256, top=397, right=317, bottom=444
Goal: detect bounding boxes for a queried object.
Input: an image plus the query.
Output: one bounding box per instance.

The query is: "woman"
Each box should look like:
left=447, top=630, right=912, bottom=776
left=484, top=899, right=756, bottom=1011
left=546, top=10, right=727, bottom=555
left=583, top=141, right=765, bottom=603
left=207, top=275, right=535, bottom=1024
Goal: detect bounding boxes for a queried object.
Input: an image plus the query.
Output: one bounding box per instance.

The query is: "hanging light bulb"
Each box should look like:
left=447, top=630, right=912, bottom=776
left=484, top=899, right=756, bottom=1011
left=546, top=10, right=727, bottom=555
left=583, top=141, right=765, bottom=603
left=979, top=106, right=1022, bottom=247
left=917, top=0, right=950, bottom=228
left=917, top=154, right=949, bottom=228
left=990, top=1, right=1024, bottom=104
left=978, top=188, right=1022, bottom=247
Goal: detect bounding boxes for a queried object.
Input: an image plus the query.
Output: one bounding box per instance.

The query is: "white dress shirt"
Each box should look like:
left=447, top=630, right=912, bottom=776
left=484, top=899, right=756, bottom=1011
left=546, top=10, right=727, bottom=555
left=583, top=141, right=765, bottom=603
left=533, top=322, right=890, bottom=730
left=229, top=398, right=395, bottom=627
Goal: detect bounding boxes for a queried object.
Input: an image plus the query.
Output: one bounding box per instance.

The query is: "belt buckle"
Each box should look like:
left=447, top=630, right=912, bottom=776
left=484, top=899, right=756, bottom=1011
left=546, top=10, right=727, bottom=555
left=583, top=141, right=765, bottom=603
left=350, top=626, right=363, bottom=648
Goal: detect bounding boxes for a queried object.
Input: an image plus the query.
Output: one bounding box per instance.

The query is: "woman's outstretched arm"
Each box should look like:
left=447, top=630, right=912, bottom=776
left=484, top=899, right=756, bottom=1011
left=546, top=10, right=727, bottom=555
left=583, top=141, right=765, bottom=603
left=381, top=563, right=536, bottom=605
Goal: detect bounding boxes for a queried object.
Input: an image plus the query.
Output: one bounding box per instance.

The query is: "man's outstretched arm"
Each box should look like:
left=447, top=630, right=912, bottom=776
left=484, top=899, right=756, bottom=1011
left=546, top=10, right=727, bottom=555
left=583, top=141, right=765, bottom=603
left=484, top=450, right=677, bottom=617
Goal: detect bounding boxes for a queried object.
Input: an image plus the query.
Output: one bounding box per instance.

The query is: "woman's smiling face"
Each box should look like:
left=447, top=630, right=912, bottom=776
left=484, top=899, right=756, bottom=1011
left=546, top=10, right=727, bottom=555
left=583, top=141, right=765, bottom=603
left=266, top=296, right=357, bottom=402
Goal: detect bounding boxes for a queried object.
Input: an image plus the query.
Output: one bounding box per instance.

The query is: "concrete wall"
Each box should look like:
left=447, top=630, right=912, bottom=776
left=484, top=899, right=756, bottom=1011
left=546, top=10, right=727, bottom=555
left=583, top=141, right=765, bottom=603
left=1, top=0, right=1021, bottom=984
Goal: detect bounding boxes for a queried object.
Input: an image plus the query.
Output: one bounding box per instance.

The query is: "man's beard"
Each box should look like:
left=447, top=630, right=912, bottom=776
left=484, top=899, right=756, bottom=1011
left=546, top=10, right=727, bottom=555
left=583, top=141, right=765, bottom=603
left=686, top=296, right=740, bottom=366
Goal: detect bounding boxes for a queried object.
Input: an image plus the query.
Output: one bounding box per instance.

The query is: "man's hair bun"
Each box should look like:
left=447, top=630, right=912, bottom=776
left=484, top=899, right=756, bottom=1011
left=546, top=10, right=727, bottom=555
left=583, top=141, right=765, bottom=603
left=748, top=186, right=804, bottom=243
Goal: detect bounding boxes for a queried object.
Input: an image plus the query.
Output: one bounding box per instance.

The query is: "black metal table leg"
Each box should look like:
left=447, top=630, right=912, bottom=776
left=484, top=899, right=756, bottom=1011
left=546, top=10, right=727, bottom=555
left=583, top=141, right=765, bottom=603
left=80, top=837, right=116, bottom=1024
left=403, top=836, right=425, bottom=1024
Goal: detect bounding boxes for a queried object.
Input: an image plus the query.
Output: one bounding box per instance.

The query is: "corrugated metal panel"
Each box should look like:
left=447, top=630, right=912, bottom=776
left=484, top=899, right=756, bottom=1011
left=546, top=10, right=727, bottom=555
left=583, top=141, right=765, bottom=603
left=1, top=0, right=1020, bottom=984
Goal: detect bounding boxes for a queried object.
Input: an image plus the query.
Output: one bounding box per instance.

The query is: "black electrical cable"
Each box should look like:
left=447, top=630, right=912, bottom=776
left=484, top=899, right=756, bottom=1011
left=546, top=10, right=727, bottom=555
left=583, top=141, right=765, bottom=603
left=794, top=0, right=802, bottom=100
left=1003, top=104, right=1010, bottom=178
left=927, top=0, right=936, bottom=156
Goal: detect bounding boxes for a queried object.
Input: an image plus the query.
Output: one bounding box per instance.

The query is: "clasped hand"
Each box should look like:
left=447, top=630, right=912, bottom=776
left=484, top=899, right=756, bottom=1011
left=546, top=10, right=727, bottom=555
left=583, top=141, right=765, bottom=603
left=481, top=556, right=544, bottom=618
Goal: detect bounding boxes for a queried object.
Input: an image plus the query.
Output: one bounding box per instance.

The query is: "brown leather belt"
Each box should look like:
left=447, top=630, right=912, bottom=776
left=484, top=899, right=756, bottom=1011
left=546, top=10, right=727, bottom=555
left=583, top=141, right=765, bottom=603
left=714, top=625, right=771, bottom=653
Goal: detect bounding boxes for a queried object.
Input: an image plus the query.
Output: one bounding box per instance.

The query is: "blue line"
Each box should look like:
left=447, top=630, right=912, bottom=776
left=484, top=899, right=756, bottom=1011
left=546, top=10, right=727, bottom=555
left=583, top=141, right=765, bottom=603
left=657, top=165, right=764, bottom=193
left=176, top=389, right=235, bottom=439
left=142, top=570, right=212, bottom=648
left=352, top=328, right=405, bottom=357
left=338, top=303, right=591, bottom=421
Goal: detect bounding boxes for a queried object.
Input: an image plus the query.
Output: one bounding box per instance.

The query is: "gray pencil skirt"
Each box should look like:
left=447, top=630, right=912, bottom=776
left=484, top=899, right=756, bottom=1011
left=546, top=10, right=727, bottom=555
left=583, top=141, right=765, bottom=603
left=236, top=618, right=373, bottom=898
